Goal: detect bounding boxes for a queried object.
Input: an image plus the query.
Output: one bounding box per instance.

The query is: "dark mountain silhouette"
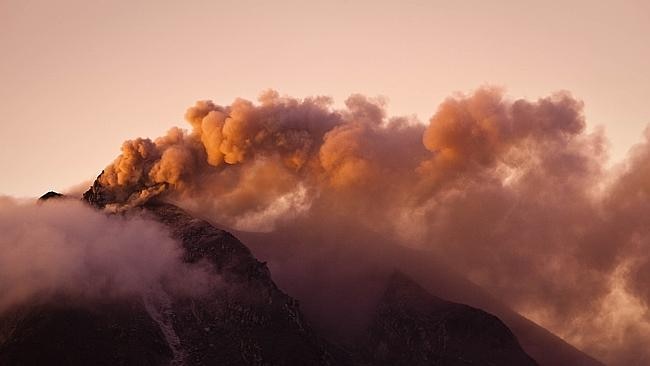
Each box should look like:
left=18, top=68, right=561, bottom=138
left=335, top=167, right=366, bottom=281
left=360, top=271, right=536, bottom=365
left=0, top=179, right=589, bottom=365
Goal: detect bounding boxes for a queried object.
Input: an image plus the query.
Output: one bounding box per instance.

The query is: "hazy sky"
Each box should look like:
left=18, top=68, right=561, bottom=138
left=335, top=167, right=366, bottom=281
left=1, top=0, right=648, bottom=197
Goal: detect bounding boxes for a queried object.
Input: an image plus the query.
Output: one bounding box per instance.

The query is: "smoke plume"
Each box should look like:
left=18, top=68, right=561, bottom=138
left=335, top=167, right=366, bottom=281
left=86, top=88, right=650, bottom=365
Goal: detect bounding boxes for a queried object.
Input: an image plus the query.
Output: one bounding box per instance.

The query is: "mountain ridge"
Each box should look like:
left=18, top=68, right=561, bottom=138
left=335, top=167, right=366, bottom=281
left=0, top=185, right=585, bottom=365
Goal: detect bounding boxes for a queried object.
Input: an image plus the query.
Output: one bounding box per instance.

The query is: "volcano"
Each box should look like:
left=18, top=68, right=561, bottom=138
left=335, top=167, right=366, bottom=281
left=0, top=178, right=602, bottom=365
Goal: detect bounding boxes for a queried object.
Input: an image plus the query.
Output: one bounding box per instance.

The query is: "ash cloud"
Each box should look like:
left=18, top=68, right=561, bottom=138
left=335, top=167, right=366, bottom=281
left=0, top=197, right=215, bottom=313
left=90, top=88, right=649, bottom=365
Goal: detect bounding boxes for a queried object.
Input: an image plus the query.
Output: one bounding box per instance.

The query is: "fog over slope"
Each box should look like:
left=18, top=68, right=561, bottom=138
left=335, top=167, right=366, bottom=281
left=0, top=197, right=215, bottom=313
left=4, top=88, right=650, bottom=364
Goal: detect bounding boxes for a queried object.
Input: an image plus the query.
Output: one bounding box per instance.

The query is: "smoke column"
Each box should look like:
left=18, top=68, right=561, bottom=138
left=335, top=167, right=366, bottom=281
left=82, top=88, right=650, bottom=365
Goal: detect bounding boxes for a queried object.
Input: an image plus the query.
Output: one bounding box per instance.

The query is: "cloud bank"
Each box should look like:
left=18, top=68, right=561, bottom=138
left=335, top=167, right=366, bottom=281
left=0, top=197, right=213, bottom=313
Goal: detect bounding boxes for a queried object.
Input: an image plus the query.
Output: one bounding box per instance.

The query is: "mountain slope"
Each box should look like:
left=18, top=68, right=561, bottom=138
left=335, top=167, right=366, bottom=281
left=360, top=272, right=536, bottom=366
left=1, top=199, right=345, bottom=365
left=142, top=202, right=344, bottom=365
left=0, top=300, right=172, bottom=366
left=1, top=184, right=542, bottom=365
left=239, top=228, right=604, bottom=366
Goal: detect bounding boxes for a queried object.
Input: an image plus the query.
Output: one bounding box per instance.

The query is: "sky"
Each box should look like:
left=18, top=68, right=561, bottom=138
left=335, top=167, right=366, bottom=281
left=1, top=0, right=649, bottom=197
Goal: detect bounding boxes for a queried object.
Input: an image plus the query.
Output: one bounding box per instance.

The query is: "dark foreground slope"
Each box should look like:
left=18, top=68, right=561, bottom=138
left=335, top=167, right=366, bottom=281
left=0, top=300, right=171, bottom=366
left=1, top=185, right=539, bottom=365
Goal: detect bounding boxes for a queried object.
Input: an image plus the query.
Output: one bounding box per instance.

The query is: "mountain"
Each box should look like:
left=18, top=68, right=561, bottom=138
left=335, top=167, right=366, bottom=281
left=140, top=202, right=344, bottom=365
left=360, top=272, right=536, bottom=365
left=1, top=181, right=542, bottom=365
left=238, top=228, right=604, bottom=366
left=1, top=200, right=343, bottom=366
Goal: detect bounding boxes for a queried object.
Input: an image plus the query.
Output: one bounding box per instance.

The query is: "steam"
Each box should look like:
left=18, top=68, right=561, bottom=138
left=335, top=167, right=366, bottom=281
left=0, top=197, right=214, bottom=313
left=87, top=88, right=649, bottom=365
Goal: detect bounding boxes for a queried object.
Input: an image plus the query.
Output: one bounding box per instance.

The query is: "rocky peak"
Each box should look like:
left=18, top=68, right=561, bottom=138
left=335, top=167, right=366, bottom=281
left=82, top=172, right=115, bottom=208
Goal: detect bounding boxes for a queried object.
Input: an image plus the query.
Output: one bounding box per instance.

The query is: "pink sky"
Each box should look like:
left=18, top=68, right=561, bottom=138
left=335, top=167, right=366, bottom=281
left=1, top=0, right=649, bottom=197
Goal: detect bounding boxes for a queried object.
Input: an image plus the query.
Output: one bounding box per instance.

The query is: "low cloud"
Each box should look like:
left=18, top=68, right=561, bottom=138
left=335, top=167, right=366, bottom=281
left=0, top=197, right=214, bottom=313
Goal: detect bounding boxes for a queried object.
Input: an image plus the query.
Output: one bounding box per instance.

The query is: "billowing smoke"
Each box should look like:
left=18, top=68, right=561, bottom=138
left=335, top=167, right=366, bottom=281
left=91, top=88, right=649, bottom=365
left=0, top=197, right=215, bottom=313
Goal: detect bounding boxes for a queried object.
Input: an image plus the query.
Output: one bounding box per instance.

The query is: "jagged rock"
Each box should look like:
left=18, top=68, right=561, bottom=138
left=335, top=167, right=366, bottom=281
left=82, top=173, right=117, bottom=208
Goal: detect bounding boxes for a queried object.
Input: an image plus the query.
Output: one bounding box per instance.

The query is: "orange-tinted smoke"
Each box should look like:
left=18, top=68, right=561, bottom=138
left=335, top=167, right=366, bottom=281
left=95, top=88, right=650, bottom=365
